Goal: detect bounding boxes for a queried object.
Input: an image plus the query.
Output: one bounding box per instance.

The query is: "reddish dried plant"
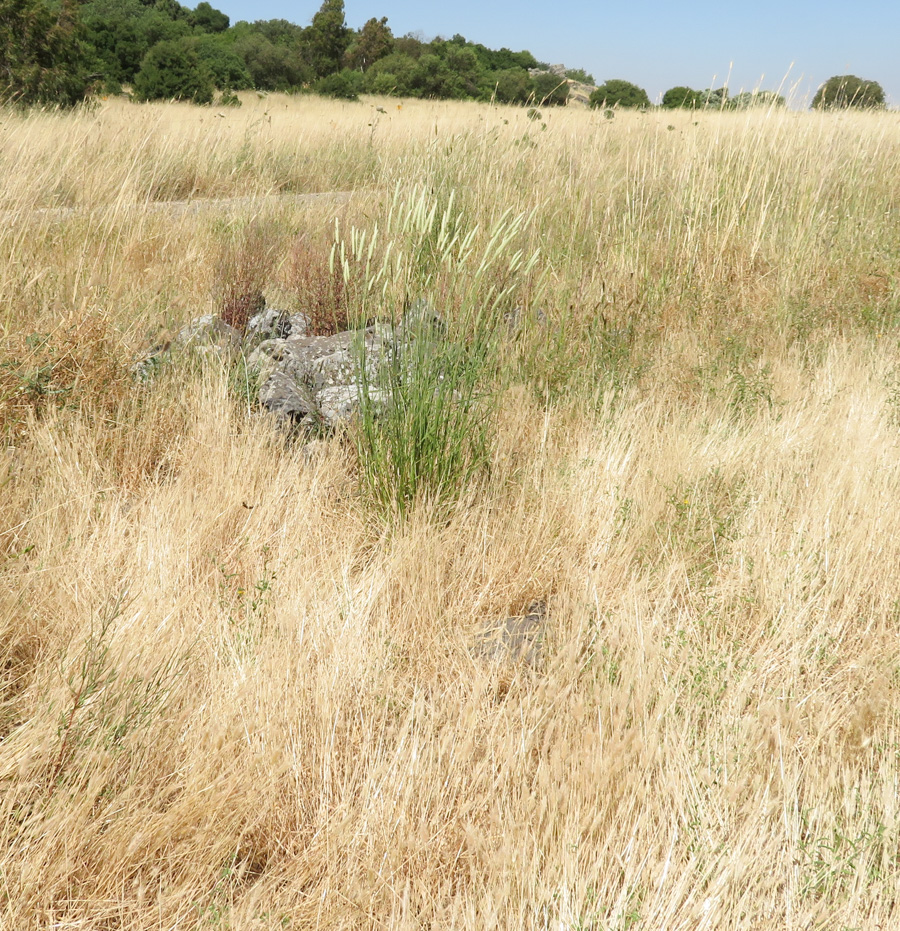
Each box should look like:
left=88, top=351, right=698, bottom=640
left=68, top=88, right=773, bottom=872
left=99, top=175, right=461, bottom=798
left=215, top=222, right=278, bottom=331
left=281, top=235, right=351, bottom=337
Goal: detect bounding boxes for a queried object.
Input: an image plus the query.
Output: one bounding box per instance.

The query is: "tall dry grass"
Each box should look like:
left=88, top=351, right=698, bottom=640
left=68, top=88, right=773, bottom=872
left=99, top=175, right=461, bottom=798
left=1, top=93, right=899, bottom=929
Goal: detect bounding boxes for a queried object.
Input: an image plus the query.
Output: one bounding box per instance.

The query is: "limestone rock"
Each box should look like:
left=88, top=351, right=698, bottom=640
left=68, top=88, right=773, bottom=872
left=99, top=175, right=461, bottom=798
left=258, top=371, right=316, bottom=422
left=246, top=309, right=310, bottom=341
left=162, top=300, right=446, bottom=434
left=316, top=383, right=390, bottom=428
left=175, top=314, right=241, bottom=352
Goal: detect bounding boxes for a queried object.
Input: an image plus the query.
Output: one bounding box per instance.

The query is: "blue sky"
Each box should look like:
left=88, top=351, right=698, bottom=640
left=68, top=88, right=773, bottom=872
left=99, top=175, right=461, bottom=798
left=214, top=0, right=900, bottom=107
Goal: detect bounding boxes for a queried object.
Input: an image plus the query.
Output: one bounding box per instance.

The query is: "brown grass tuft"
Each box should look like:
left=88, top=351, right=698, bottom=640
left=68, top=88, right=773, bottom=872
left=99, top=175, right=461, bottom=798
left=280, top=233, right=352, bottom=336
left=214, top=220, right=279, bottom=331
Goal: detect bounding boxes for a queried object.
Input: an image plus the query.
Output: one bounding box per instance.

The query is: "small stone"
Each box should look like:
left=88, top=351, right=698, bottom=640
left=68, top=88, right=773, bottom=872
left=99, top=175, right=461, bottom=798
left=474, top=600, right=548, bottom=668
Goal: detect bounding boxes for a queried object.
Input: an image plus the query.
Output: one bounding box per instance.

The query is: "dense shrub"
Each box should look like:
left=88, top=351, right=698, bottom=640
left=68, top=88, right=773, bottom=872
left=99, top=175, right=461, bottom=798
left=812, top=75, right=885, bottom=110
left=193, top=35, right=252, bottom=90
left=531, top=71, right=568, bottom=106
left=81, top=0, right=191, bottom=84
left=362, top=51, right=417, bottom=96
left=662, top=85, right=703, bottom=108
left=490, top=67, right=531, bottom=104
left=133, top=38, right=214, bottom=104
left=0, top=0, right=90, bottom=107
left=313, top=68, right=362, bottom=100
left=590, top=79, right=650, bottom=109
left=188, top=1, right=228, bottom=33
left=411, top=53, right=466, bottom=99
left=730, top=90, right=785, bottom=109
left=232, top=33, right=312, bottom=91
left=702, top=86, right=729, bottom=108
left=442, top=45, right=481, bottom=97
left=565, top=67, right=595, bottom=84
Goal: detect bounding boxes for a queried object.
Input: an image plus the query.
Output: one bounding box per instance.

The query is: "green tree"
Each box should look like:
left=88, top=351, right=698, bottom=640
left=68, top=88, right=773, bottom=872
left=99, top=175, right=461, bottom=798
left=232, top=18, right=306, bottom=46
left=730, top=90, right=785, bottom=109
left=193, top=34, right=251, bottom=89
left=313, top=67, right=361, bottom=99
left=133, top=36, right=213, bottom=102
left=662, top=85, right=703, bottom=108
left=362, top=50, right=417, bottom=96
left=469, top=42, right=537, bottom=72
left=344, top=16, right=392, bottom=71
left=0, top=0, right=90, bottom=106
left=531, top=71, right=568, bottom=105
left=307, top=0, right=350, bottom=77
left=411, top=53, right=465, bottom=99
left=812, top=74, right=885, bottom=110
left=394, top=33, right=425, bottom=59
left=443, top=44, right=481, bottom=97
left=81, top=0, right=192, bottom=84
left=566, top=67, right=594, bottom=84
left=490, top=67, right=530, bottom=103
left=189, top=1, right=228, bottom=33
left=701, top=86, right=728, bottom=108
left=590, top=79, right=649, bottom=108
left=233, top=32, right=312, bottom=90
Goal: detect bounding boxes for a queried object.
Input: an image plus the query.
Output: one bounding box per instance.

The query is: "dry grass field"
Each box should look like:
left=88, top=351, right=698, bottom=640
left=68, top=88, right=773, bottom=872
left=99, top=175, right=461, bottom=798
left=1, top=93, right=900, bottom=929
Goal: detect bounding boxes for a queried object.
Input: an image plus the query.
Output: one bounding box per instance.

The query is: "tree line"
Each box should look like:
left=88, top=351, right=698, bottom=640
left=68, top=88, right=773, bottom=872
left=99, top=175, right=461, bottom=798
left=0, top=0, right=567, bottom=106
left=0, top=0, right=889, bottom=111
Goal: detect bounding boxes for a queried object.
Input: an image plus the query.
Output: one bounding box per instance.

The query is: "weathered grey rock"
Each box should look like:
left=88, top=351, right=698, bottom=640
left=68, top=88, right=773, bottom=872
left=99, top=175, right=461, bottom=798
left=286, top=313, right=310, bottom=338
left=258, top=371, right=316, bottom=421
left=249, top=331, right=361, bottom=386
left=316, top=383, right=390, bottom=428
left=247, top=324, right=399, bottom=426
left=175, top=314, right=241, bottom=352
left=307, top=349, right=360, bottom=391
left=315, top=384, right=364, bottom=427
left=253, top=325, right=392, bottom=392
left=248, top=339, right=312, bottom=385
left=474, top=600, right=548, bottom=668
left=160, top=306, right=446, bottom=433
left=397, top=298, right=444, bottom=339
left=246, top=309, right=310, bottom=341
left=246, top=309, right=289, bottom=340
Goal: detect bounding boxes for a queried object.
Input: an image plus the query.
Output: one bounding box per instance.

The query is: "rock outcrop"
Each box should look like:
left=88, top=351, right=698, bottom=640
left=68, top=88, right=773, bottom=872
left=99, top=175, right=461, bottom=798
left=137, top=298, right=542, bottom=431
left=247, top=323, right=396, bottom=430
left=527, top=65, right=597, bottom=107
left=140, top=300, right=449, bottom=430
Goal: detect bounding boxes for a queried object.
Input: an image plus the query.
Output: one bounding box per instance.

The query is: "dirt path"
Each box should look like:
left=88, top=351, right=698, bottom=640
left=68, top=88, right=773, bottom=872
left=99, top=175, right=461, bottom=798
left=1, top=189, right=358, bottom=225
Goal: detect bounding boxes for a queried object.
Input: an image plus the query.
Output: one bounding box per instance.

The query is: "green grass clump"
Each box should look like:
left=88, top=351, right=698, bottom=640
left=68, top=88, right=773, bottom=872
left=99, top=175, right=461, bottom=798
left=355, top=309, right=495, bottom=523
